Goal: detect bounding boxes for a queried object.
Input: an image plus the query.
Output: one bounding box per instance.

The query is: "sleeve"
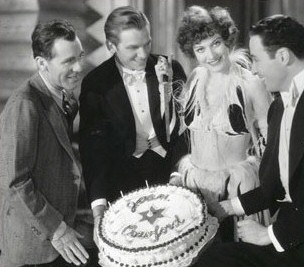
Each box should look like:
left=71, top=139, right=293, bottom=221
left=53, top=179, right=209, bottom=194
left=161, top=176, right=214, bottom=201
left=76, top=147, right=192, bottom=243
left=5, top=97, right=63, bottom=240
left=245, top=76, right=272, bottom=157
left=172, top=59, right=187, bottom=86
left=170, top=59, right=187, bottom=130
left=271, top=202, right=304, bottom=251
left=170, top=60, right=189, bottom=167
left=268, top=225, right=284, bottom=252
left=79, top=76, right=112, bottom=204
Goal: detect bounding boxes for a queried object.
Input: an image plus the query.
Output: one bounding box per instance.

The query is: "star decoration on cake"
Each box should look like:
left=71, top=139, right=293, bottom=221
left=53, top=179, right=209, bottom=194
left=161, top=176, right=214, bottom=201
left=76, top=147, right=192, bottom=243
left=139, top=206, right=165, bottom=225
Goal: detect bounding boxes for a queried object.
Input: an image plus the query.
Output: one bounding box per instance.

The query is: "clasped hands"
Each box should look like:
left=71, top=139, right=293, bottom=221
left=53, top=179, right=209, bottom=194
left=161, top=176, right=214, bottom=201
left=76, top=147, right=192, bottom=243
left=209, top=200, right=271, bottom=246
left=155, top=56, right=173, bottom=99
left=51, top=225, right=89, bottom=265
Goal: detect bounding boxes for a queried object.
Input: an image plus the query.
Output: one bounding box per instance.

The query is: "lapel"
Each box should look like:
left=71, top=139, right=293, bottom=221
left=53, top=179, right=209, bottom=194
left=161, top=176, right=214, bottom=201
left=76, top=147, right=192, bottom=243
left=145, top=56, right=165, bottom=141
left=103, top=57, right=136, bottom=138
left=29, top=73, right=81, bottom=174
left=289, top=91, right=304, bottom=180
left=103, top=56, right=165, bottom=143
left=262, top=97, right=283, bottom=178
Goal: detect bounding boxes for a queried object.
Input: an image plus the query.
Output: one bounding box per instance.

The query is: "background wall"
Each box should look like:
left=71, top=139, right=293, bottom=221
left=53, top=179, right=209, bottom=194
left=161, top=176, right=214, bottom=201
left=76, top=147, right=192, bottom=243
left=2, top=0, right=304, bottom=113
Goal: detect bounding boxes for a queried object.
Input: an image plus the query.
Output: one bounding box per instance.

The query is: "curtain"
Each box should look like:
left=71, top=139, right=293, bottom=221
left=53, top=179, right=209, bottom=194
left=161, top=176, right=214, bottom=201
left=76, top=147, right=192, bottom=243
left=267, top=0, right=304, bottom=25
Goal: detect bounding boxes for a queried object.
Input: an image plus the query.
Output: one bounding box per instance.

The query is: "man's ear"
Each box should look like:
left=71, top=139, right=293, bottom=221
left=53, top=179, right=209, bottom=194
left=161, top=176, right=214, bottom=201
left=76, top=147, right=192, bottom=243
left=35, top=56, right=48, bottom=71
left=106, top=40, right=117, bottom=54
left=275, top=47, right=290, bottom=65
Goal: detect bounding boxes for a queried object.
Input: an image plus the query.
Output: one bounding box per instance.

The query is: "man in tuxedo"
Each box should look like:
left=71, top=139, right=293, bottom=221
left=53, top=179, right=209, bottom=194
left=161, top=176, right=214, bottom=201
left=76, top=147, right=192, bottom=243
left=79, top=6, right=187, bottom=239
left=194, top=14, right=304, bottom=267
left=0, top=20, right=90, bottom=266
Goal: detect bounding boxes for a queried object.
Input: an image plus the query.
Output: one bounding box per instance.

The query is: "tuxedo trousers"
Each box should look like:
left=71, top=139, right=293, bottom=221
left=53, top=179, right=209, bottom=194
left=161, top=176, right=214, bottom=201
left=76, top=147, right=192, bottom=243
left=107, top=149, right=172, bottom=201
left=193, top=242, right=304, bottom=267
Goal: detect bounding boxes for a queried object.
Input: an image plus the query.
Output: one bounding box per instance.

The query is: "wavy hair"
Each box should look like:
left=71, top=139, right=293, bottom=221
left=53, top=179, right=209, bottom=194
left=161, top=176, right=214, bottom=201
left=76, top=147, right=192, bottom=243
left=177, top=6, right=239, bottom=58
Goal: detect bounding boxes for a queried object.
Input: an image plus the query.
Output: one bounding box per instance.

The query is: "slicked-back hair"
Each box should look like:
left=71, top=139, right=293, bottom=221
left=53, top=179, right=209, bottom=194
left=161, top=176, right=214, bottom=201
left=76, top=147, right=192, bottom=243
left=104, top=6, right=150, bottom=45
left=32, top=19, right=76, bottom=59
left=250, top=15, right=304, bottom=59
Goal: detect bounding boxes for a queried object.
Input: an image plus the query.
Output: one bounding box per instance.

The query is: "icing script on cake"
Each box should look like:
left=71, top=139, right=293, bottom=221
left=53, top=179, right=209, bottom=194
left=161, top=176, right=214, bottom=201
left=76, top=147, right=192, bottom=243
left=98, top=185, right=219, bottom=267
left=123, top=193, right=185, bottom=242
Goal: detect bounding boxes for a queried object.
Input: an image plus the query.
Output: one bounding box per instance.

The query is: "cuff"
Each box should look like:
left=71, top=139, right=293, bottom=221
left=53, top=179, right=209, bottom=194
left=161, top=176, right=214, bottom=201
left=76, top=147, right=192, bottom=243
left=231, top=197, right=245, bottom=216
left=52, top=221, right=67, bottom=241
left=91, top=198, right=107, bottom=209
left=268, top=225, right=284, bottom=252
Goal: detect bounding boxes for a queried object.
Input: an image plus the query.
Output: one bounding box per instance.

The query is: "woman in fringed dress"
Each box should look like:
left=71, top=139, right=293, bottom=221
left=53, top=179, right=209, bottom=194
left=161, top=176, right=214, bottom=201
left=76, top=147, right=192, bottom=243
left=171, top=5, right=272, bottom=241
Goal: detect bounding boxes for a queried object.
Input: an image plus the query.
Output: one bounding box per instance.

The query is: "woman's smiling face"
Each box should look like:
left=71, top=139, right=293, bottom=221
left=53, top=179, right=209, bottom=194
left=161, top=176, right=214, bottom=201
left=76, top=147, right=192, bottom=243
left=193, top=34, right=230, bottom=73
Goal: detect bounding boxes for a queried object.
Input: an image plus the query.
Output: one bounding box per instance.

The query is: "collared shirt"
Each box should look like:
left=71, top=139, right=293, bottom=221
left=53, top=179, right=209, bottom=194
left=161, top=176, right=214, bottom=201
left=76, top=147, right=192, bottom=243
left=116, top=59, right=167, bottom=158
left=91, top=59, right=169, bottom=210
left=231, top=68, right=304, bottom=252
left=39, top=72, right=63, bottom=110
left=39, top=71, right=76, bottom=113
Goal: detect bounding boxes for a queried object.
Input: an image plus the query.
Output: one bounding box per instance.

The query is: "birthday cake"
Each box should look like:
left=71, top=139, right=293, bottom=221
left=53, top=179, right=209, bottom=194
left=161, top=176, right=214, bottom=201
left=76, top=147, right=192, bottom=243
left=97, top=185, right=218, bottom=267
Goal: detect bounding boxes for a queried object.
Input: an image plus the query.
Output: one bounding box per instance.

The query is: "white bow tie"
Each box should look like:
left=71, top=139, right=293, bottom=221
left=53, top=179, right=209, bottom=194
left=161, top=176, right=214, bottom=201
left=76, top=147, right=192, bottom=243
left=122, top=68, right=146, bottom=86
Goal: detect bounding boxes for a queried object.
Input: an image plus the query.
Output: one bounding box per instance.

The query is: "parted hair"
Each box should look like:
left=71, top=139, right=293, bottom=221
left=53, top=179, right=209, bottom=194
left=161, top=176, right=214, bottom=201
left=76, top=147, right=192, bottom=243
left=177, top=5, right=239, bottom=58
left=31, top=19, right=76, bottom=59
left=104, top=6, right=150, bottom=45
left=250, top=14, right=304, bottom=59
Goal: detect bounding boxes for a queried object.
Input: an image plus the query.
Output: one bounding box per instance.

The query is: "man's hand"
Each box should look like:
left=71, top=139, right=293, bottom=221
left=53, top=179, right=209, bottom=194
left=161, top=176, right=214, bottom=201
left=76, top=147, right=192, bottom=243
left=155, top=56, right=172, bottom=84
left=92, top=204, right=107, bottom=247
left=93, top=214, right=103, bottom=247
left=237, top=219, right=271, bottom=246
left=51, top=225, right=89, bottom=265
left=169, top=172, right=183, bottom=186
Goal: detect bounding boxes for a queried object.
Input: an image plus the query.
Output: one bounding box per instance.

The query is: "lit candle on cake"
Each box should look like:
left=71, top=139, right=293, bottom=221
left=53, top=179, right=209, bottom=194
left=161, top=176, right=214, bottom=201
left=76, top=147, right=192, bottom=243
left=120, top=191, right=124, bottom=198
left=147, top=208, right=153, bottom=217
left=145, top=180, right=149, bottom=189
left=107, top=201, right=112, bottom=210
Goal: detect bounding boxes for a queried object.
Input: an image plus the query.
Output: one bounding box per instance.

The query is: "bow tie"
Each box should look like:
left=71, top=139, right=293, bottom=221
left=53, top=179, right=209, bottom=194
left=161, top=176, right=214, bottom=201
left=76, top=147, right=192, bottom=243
left=122, top=68, right=146, bottom=86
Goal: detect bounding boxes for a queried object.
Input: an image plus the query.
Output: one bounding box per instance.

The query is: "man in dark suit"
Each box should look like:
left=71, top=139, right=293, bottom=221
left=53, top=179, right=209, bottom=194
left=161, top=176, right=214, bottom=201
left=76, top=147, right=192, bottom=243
left=0, top=20, right=90, bottom=266
left=194, top=14, right=304, bottom=267
left=79, top=6, right=187, bottom=240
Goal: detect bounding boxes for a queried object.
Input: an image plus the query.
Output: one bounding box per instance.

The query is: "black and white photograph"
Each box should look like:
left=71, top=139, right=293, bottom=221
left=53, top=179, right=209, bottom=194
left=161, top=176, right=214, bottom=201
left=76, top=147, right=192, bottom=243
left=0, top=0, right=304, bottom=266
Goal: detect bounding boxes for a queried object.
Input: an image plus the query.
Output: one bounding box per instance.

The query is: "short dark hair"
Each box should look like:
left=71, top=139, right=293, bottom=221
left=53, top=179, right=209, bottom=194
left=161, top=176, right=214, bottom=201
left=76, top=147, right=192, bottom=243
left=104, top=6, right=149, bottom=45
left=31, top=19, right=76, bottom=59
left=177, top=5, right=238, bottom=59
left=250, top=15, right=304, bottom=59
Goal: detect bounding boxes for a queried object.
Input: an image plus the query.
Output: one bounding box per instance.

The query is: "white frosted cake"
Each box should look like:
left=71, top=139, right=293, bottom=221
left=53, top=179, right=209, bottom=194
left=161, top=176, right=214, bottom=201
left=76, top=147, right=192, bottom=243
left=97, top=185, right=218, bottom=267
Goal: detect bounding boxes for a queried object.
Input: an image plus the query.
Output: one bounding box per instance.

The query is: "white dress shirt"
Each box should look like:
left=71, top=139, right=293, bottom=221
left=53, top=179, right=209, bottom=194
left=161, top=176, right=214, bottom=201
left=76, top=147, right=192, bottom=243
left=232, top=68, right=304, bottom=252
left=91, top=61, right=175, bottom=209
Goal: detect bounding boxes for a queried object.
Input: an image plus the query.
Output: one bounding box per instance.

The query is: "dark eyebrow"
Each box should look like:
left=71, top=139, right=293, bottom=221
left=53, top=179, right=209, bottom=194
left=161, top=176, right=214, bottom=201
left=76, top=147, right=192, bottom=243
left=62, top=56, right=75, bottom=63
left=211, top=37, right=222, bottom=45
left=193, top=43, right=205, bottom=49
left=62, top=50, right=85, bottom=63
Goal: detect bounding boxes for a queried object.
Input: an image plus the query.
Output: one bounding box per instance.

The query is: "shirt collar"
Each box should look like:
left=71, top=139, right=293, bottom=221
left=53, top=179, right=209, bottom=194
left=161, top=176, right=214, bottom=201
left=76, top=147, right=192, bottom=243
left=281, top=68, right=304, bottom=108
left=39, top=71, right=73, bottom=101
left=115, top=58, right=146, bottom=76
left=39, top=71, right=62, bottom=100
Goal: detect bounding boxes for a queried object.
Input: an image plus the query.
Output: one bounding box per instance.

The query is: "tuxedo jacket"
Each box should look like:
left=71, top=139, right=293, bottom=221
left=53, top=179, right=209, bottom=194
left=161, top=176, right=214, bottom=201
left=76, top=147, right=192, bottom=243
left=79, top=54, right=187, bottom=203
left=239, top=93, right=304, bottom=252
left=0, top=73, right=82, bottom=266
